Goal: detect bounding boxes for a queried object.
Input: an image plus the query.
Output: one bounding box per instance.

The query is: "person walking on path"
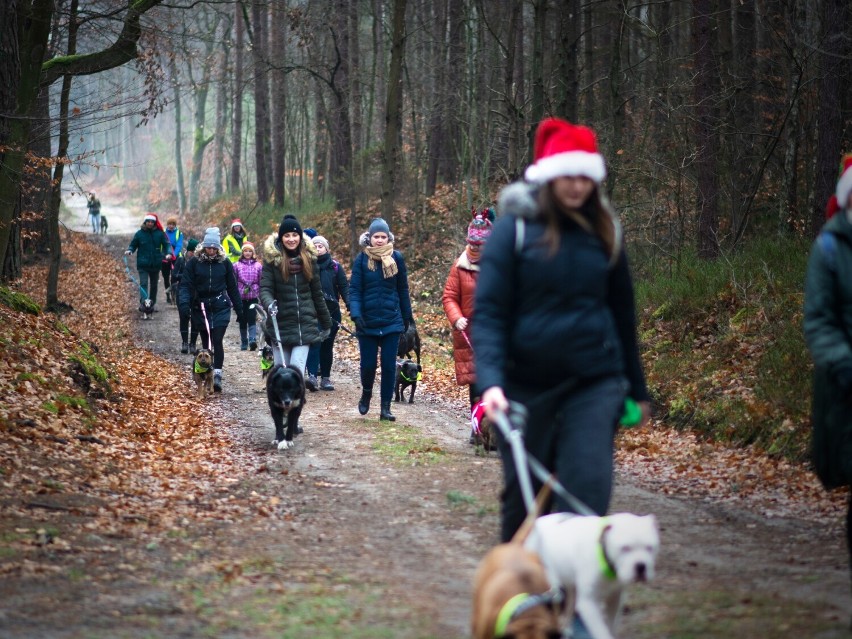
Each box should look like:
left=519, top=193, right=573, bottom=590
left=233, top=241, right=262, bottom=351
left=124, top=213, right=169, bottom=310
left=162, top=215, right=184, bottom=304
left=223, top=219, right=248, bottom=263
left=177, top=227, right=245, bottom=392
left=258, top=215, right=332, bottom=380
left=305, top=235, right=350, bottom=391
left=473, top=117, right=650, bottom=544
left=349, top=218, right=414, bottom=422
left=804, top=153, right=852, bottom=616
left=443, top=207, right=494, bottom=412
left=87, top=193, right=101, bottom=234
left=172, top=238, right=198, bottom=354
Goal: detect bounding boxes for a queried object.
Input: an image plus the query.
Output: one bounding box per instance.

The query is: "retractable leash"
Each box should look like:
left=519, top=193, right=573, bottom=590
left=335, top=319, right=357, bottom=337
left=491, top=401, right=597, bottom=517
left=122, top=254, right=149, bottom=301
left=199, top=302, right=213, bottom=351
left=267, top=301, right=287, bottom=366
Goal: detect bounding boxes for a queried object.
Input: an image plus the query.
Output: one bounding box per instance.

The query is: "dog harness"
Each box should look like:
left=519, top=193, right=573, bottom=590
left=399, top=368, right=422, bottom=383
left=493, top=588, right=564, bottom=637
left=598, top=517, right=618, bottom=580
left=194, top=360, right=210, bottom=374
left=260, top=355, right=273, bottom=371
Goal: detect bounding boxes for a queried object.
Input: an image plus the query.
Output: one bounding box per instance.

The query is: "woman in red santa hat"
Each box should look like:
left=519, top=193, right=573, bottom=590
left=473, top=117, right=651, bottom=543
left=124, top=213, right=169, bottom=310
left=805, top=152, right=852, bottom=612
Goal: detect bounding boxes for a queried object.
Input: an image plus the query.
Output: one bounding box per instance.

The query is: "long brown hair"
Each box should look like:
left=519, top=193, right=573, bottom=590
left=279, top=239, right=314, bottom=281
left=537, top=183, right=617, bottom=259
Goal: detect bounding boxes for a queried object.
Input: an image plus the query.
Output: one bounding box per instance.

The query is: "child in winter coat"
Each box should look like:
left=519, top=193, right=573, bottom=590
left=233, top=241, right=262, bottom=350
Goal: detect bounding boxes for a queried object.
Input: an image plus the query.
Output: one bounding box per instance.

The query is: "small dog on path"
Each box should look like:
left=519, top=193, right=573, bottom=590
left=394, top=359, right=421, bottom=403
left=100, top=215, right=108, bottom=234
left=192, top=349, right=214, bottom=399
left=266, top=364, right=305, bottom=451
left=525, top=512, right=659, bottom=639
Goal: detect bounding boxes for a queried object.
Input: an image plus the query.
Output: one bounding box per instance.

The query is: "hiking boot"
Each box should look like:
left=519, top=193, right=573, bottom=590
left=213, top=372, right=222, bottom=393
left=189, top=344, right=197, bottom=355
left=380, top=402, right=396, bottom=422
left=240, top=340, right=248, bottom=351
left=320, top=377, right=334, bottom=391
left=306, top=374, right=318, bottom=392
left=181, top=342, right=188, bottom=354
left=249, top=341, right=257, bottom=351
left=358, top=390, right=372, bottom=415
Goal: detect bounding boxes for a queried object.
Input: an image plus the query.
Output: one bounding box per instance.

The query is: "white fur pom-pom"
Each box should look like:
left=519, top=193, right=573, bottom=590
left=497, top=182, right=539, bottom=218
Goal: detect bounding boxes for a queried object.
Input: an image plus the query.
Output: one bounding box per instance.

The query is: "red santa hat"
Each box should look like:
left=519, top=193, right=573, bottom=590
left=143, top=213, right=164, bottom=231
left=231, top=218, right=243, bottom=229
left=524, top=117, right=607, bottom=184
left=836, top=154, right=852, bottom=211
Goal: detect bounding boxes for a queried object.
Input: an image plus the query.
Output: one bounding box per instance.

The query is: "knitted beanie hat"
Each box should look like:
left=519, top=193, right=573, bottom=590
left=312, top=235, right=330, bottom=252
left=467, top=208, right=494, bottom=245
left=836, top=154, right=852, bottom=211
left=241, top=241, right=255, bottom=253
left=368, top=217, right=391, bottom=237
left=304, top=227, right=318, bottom=239
left=166, top=215, right=178, bottom=226
left=201, top=227, right=223, bottom=250
left=278, top=214, right=303, bottom=239
left=185, top=238, right=199, bottom=253
left=524, top=117, right=606, bottom=184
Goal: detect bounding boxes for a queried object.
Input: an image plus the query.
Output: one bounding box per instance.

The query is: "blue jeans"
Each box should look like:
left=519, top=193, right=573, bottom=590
left=498, top=375, right=628, bottom=542
left=357, top=332, right=401, bottom=404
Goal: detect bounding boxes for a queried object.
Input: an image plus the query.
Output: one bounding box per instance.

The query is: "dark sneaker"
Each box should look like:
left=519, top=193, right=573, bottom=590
left=305, top=374, right=318, bottom=392
left=320, top=377, right=335, bottom=391
left=213, top=373, right=222, bottom=393
left=240, top=342, right=248, bottom=351
left=249, top=341, right=257, bottom=351
left=181, top=342, right=188, bottom=354
left=189, top=345, right=197, bottom=355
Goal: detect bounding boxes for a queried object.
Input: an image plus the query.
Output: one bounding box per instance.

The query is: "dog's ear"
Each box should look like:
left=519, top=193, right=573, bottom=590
left=417, top=364, right=422, bottom=372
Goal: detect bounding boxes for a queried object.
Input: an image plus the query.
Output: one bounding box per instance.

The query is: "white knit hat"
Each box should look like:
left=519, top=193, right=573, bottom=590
left=201, top=227, right=223, bottom=250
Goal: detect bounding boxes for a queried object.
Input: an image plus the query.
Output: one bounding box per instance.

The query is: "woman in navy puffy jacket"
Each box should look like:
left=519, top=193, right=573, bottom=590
left=349, top=218, right=414, bottom=421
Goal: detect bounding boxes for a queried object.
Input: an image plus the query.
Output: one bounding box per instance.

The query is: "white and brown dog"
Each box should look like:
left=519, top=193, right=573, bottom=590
left=525, top=512, right=659, bottom=639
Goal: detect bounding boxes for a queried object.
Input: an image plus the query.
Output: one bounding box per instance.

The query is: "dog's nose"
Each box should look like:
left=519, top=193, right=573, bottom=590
left=635, top=563, right=647, bottom=582
left=283, top=399, right=291, bottom=406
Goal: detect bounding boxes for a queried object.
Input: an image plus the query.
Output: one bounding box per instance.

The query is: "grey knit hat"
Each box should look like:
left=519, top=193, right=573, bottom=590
left=368, top=217, right=391, bottom=237
left=201, top=227, right=223, bottom=250
left=312, top=235, right=330, bottom=252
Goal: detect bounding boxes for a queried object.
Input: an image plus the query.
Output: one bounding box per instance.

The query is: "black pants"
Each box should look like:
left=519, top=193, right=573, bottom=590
left=179, top=309, right=199, bottom=347
left=318, top=323, right=340, bottom=377
left=198, top=325, right=227, bottom=369
left=161, top=260, right=172, bottom=292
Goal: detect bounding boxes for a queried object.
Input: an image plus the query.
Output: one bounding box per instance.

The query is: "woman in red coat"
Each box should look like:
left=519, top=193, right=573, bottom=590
left=443, top=208, right=494, bottom=410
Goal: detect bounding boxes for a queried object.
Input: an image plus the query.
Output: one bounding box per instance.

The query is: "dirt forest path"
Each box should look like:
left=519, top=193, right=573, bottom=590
left=3, top=226, right=851, bottom=638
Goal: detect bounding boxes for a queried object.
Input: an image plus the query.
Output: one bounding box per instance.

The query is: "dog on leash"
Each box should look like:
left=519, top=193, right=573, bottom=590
left=100, top=215, right=108, bottom=234
left=471, top=484, right=563, bottom=639
left=266, top=364, right=305, bottom=451
left=139, top=298, right=154, bottom=320
left=525, top=512, right=659, bottom=639
left=470, top=400, right=498, bottom=451
left=397, top=321, right=421, bottom=365
left=260, top=345, right=274, bottom=379
left=192, top=349, right=214, bottom=399
left=394, top=359, right=421, bottom=403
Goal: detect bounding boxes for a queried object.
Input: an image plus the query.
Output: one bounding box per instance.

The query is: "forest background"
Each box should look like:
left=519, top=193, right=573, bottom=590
left=2, top=0, right=852, bottom=465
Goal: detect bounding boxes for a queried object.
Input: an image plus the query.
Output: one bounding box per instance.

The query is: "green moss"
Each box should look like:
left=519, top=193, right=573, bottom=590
left=0, top=287, right=41, bottom=314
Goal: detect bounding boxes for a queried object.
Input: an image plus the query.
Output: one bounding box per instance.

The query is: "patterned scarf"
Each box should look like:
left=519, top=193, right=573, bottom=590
left=364, top=243, right=398, bottom=278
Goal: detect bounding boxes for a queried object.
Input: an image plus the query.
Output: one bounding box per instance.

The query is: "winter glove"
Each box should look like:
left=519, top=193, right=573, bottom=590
left=404, top=317, right=413, bottom=332
left=318, top=329, right=331, bottom=342
left=353, top=317, right=366, bottom=333
left=124, top=249, right=132, bottom=256
left=267, top=300, right=278, bottom=315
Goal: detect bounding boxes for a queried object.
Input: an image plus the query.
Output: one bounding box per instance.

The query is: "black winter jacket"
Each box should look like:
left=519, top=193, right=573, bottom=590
left=473, top=210, right=648, bottom=401
left=128, top=226, right=168, bottom=271
left=316, top=253, right=350, bottom=322
left=258, top=234, right=332, bottom=346
left=177, top=253, right=244, bottom=329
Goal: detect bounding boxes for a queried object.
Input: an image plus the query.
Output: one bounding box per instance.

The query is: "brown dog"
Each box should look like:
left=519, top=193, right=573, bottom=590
left=471, top=484, right=562, bottom=639
left=192, top=349, right=214, bottom=399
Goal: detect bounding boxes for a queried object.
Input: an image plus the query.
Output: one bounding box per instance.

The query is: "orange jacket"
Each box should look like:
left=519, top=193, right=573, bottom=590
left=442, top=250, right=480, bottom=386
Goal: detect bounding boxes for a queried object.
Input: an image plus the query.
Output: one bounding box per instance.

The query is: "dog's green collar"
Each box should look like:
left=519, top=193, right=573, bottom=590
left=260, top=356, right=273, bottom=370
left=494, top=593, right=530, bottom=637
left=194, top=360, right=210, bottom=374
left=598, top=517, right=617, bottom=580
left=400, top=370, right=422, bottom=382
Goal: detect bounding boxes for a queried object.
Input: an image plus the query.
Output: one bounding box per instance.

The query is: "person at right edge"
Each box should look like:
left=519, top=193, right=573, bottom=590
left=804, top=152, right=852, bottom=626
left=349, top=218, right=414, bottom=422
left=473, top=117, right=651, bottom=546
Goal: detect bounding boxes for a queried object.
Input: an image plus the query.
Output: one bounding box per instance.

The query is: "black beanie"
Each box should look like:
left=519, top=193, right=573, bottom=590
left=278, top=214, right=303, bottom=239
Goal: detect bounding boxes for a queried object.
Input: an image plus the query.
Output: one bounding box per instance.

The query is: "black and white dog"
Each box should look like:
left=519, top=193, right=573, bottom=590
left=139, top=298, right=154, bottom=320
left=395, top=359, right=422, bottom=403
left=266, top=364, right=305, bottom=450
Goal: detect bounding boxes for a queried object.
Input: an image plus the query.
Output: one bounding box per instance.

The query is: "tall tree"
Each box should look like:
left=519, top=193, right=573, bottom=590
left=229, top=1, right=244, bottom=193
left=271, top=2, right=288, bottom=207
left=251, top=0, right=271, bottom=203
left=380, top=0, right=406, bottom=223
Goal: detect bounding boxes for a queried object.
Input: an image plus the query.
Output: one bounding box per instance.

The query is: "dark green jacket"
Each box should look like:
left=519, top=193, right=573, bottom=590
left=128, top=226, right=169, bottom=271
left=804, top=209, right=852, bottom=488
left=258, top=234, right=332, bottom=346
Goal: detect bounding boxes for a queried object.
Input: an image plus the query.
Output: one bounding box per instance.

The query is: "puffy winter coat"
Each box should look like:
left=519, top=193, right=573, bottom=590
left=316, top=253, right=350, bottom=322
left=442, top=250, right=479, bottom=386
left=128, top=226, right=169, bottom=271
left=349, top=246, right=413, bottom=337
left=233, top=257, right=262, bottom=301
left=804, top=210, right=852, bottom=488
left=473, top=188, right=648, bottom=401
left=177, top=252, right=244, bottom=329
left=258, top=234, right=331, bottom=346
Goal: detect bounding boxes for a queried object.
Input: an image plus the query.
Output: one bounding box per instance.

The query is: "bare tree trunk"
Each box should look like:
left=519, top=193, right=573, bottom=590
left=271, top=3, right=287, bottom=207
left=811, top=0, right=850, bottom=237
left=528, top=0, right=546, bottom=156
left=439, top=0, right=463, bottom=183
left=380, top=0, right=406, bottom=224
left=425, top=0, right=447, bottom=195
left=170, top=56, right=187, bottom=216
left=556, top=0, right=580, bottom=123
left=349, top=0, right=363, bottom=167
left=230, top=1, right=244, bottom=193
left=251, top=0, right=270, bottom=203
left=214, top=17, right=230, bottom=199
left=693, top=0, right=720, bottom=259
